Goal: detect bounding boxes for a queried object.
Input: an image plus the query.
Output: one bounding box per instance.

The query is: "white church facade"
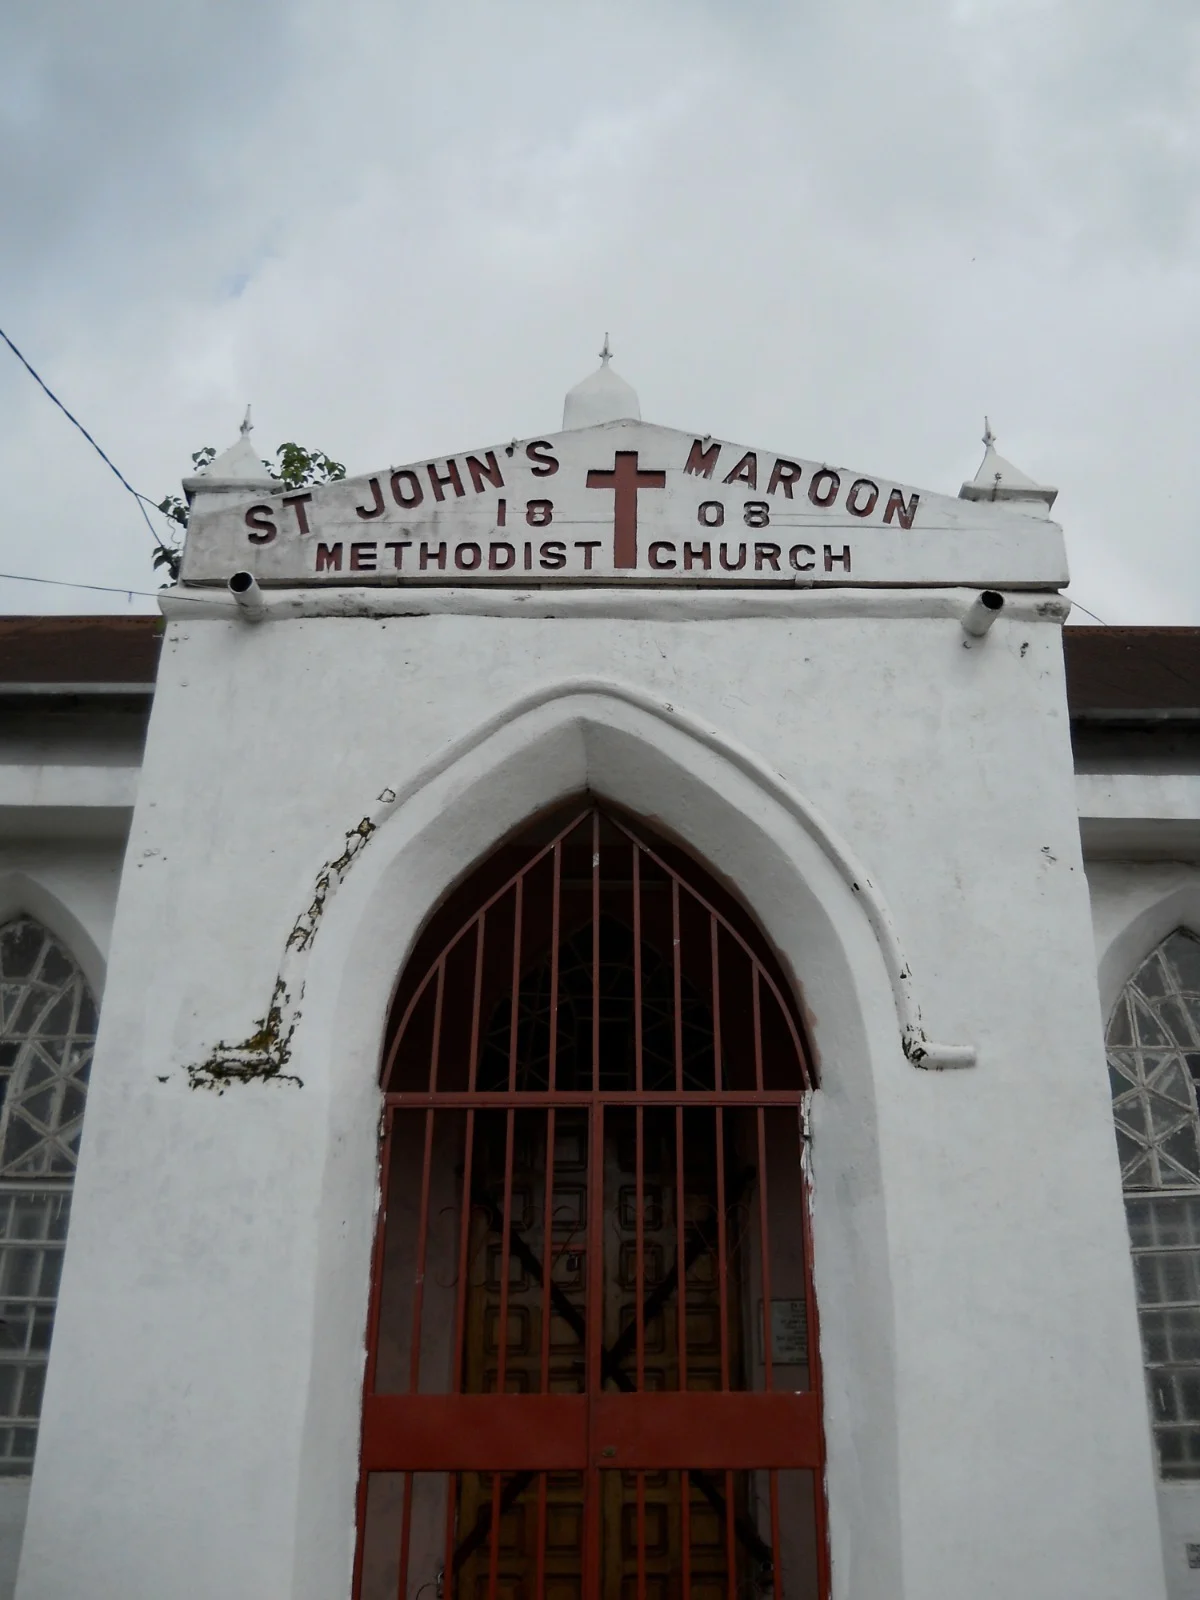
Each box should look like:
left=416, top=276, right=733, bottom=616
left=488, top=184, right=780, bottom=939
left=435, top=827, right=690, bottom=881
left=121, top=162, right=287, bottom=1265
left=0, top=358, right=1196, bottom=1598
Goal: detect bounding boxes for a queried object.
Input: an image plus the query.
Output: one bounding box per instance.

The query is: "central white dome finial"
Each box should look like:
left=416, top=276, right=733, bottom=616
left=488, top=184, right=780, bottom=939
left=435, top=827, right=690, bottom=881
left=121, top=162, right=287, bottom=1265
left=563, top=336, right=640, bottom=430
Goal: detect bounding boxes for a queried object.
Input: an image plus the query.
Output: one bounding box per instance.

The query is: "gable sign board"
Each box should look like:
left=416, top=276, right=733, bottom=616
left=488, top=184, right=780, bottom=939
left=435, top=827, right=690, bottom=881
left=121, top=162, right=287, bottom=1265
left=180, top=420, right=1068, bottom=590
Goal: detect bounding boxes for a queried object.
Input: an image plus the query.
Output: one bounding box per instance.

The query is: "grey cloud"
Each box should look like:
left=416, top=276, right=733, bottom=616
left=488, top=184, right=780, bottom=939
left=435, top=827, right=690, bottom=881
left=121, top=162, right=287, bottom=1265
left=0, top=0, right=1196, bottom=620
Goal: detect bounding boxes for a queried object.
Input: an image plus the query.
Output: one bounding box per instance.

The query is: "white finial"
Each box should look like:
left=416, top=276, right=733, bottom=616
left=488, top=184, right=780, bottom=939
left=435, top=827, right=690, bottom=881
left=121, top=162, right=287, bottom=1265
left=960, top=417, right=1058, bottom=513
left=563, top=339, right=640, bottom=429
left=240, top=405, right=253, bottom=438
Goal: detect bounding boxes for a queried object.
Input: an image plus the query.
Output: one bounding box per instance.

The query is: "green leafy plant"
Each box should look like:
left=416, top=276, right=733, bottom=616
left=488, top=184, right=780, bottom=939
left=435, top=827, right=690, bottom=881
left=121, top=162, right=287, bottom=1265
left=154, top=442, right=345, bottom=584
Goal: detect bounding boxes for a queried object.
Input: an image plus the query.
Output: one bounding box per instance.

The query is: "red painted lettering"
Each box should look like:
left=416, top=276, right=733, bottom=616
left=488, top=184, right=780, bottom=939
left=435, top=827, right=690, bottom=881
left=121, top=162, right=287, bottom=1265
left=455, top=542, right=482, bottom=570
left=722, top=452, right=757, bottom=490
left=719, top=543, right=747, bottom=571
left=489, top=542, right=515, bottom=570
left=526, top=499, right=553, bottom=526
left=744, top=501, right=770, bottom=528
left=883, top=488, right=919, bottom=528
left=767, top=459, right=802, bottom=498
left=384, top=541, right=411, bottom=569
left=808, top=470, right=840, bottom=508
left=683, top=541, right=711, bottom=571
left=648, top=542, right=677, bottom=570
left=698, top=501, right=724, bottom=528
left=355, top=477, right=385, bottom=519
left=245, top=504, right=277, bottom=544
left=496, top=497, right=507, bottom=527
left=754, top=543, right=781, bottom=571
left=282, top=492, right=313, bottom=535
left=420, top=542, right=447, bottom=570
left=824, top=544, right=851, bottom=571
left=391, top=470, right=423, bottom=508
left=574, top=541, right=601, bottom=570
left=524, top=542, right=533, bottom=569
left=350, top=542, right=377, bottom=571
left=526, top=440, right=559, bottom=477
left=789, top=545, right=815, bottom=571
left=539, top=540, right=566, bottom=569
left=846, top=478, right=879, bottom=518
left=466, top=451, right=504, bottom=494
left=685, top=438, right=720, bottom=479
left=315, top=542, right=342, bottom=572
left=427, top=459, right=465, bottom=502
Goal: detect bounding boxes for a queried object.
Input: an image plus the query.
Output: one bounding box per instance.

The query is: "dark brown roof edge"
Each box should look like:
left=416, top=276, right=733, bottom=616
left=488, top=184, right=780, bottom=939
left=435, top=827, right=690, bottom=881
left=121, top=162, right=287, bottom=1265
left=1064, top=626, right=1200, bottom=720
left=0, top=617, right=162, bottom=691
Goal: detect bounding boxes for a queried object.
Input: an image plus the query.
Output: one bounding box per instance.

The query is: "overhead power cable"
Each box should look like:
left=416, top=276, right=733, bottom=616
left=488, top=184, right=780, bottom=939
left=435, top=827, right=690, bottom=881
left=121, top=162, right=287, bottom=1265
left=0, top=571, right=210, bottom=605
left=0, top=324, right=175, bottom=562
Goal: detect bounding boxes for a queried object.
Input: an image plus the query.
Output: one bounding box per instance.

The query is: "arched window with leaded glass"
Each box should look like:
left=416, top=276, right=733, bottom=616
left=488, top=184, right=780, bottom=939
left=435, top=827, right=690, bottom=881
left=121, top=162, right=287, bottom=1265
left=1107, top=927, right=1200, bottom=1478
left=0, top=917, right=97, bottom=1474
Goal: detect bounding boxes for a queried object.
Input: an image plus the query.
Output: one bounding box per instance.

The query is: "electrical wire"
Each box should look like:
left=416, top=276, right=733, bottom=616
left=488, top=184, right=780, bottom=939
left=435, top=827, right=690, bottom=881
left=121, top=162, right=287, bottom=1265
left=0, top=571, right=209, bottom=605
left=0, top=324, right=176, bottom=562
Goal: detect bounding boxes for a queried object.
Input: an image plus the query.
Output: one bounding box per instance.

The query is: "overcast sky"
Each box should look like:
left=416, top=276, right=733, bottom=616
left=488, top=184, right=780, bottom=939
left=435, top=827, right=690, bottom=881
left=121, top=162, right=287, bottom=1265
left=1, top=0, right=1197, bottom=620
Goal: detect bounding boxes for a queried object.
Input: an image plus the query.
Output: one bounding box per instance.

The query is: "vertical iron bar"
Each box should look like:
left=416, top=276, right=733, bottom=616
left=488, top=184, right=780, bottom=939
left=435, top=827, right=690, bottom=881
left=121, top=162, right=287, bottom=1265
left=715, top=1106, right=729, bottom=1394
left=768, top=1470, right=783, bottom=1599
left=408, top=1109, right=437, bottom=1394
left=508, top=880, right=524, bottom=1093
left=584, top=1102, right=605, bottom=1600
left=468, top=914, right=485, bottom=1094
left=636, top=1470, right=646, bottom=1600
left=710, top=914, right=723, bottom=1093
left=675, top=1103, right=687, bottom=1394
left=535, top=1469, right=547, bottom=1600
left=681, top=1467, right=692, bottom=1600
left=442, top=1474, right=460, bottom=1600
left=486, top=1469, right=503, bottom=1600
left=585, top=810, right=602, bottom=1600
left=633, top=844, right=643, bottom=1093
left=496, top=1109, right=516, bottom=1395
left=396, top=1472, right=414, bottom=1600
left=548, top=841, right=561, bottom=1093
left=724, top=1469, right=736, bottom=1600
left=592, top=811, right=600, bottom=1091
left=756, top=1107, right=774, bottom=1392
left=636, top=1104, right=645, bottom=1391
left=429, top=958, right=446, bottom=1092
left=671, top=879, right=683, bottom=1093
left=751, top=966, right=764, bottom=1093
left=541, top=836, right=561, bottom=1598
left=800, top=1106, right=832, bottom=1600
left=443, top=918, right=487, bottom=1600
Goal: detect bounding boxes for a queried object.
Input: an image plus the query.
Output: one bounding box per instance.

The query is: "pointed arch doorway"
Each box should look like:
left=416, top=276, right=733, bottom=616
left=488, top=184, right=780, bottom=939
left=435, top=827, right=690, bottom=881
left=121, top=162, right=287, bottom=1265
left=356, top=803, right=829, bottom=1600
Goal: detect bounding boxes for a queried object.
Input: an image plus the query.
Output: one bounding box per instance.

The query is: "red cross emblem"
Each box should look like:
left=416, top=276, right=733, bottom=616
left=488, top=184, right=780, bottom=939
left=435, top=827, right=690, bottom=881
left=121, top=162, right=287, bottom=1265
left=585, top=451, right=666, bottom=569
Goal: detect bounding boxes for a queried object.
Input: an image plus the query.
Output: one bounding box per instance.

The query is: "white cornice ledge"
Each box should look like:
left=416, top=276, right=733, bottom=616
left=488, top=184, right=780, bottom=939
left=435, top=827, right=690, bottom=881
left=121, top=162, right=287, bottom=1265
left=161, top=584, right=1070, bottom=625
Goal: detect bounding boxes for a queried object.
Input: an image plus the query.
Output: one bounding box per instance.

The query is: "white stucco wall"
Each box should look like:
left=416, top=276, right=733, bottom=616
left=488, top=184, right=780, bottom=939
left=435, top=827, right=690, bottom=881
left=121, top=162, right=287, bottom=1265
left=14, top=590, right=1167, bottom=1600
left=1088, top=858, right=1200, bottom=1600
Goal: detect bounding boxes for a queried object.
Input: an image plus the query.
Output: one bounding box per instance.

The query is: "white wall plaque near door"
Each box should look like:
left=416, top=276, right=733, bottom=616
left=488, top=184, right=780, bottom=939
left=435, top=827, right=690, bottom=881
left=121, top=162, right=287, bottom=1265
left=759, top=1298, right=809, bottom=1365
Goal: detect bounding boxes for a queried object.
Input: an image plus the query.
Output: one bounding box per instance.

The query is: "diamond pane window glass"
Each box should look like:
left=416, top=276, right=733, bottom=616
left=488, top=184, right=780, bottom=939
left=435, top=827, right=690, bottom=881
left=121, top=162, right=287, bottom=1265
left=0, top=919, right=96, bottom=1475
left=1108, top=930, right=1200, bottom=1479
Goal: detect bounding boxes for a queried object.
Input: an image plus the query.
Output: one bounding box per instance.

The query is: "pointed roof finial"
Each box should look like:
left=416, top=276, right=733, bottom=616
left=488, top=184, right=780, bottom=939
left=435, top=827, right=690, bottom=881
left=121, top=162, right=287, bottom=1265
left=959, top=416, right=1058, bottom=514
left=183, top=405, right=279, bottom=506
left=563, top=339, right=640, bottom=430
